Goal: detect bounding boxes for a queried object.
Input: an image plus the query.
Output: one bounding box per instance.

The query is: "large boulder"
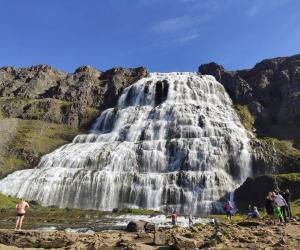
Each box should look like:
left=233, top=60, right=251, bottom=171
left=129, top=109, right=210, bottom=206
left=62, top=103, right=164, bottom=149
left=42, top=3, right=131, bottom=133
left=126, top=220, right=147, bottom=232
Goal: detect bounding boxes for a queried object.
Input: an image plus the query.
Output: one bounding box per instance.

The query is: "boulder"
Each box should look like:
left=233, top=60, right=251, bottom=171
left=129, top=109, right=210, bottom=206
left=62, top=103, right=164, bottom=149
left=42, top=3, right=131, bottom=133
left=153, top=231, right=169, bottom=245
left=126, top=220, right=147, bottom=232
left=144, top=222, right=158, bottom=232
left=173, top=234, right=198, bottom=249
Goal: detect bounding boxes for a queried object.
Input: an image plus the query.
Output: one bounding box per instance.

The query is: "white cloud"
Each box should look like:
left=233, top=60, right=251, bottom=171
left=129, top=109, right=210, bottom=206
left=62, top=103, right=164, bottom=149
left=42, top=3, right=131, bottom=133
left=150, top=0, right=220, bottom=44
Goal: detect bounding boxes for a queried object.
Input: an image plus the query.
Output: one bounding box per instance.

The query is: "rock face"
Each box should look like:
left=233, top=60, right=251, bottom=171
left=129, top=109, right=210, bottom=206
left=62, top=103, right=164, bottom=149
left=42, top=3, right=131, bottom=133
left=0, top=65, right=148, bottom=177
left=199, top=55, right=300, bottom=174
left=0, top=65, right=148, bottom=129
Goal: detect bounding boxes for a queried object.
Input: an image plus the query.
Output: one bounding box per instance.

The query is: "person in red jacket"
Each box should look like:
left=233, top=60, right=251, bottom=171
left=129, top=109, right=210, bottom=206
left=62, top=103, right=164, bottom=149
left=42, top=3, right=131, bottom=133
left=171, top=210, right=177, bottom=225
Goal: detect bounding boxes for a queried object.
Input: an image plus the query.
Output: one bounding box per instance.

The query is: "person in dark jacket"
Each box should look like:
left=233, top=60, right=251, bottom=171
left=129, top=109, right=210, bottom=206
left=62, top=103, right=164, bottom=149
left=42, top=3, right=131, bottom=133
left=283, top=189, right=292, bottom=219
left=265, top=192, right=275, bottom=225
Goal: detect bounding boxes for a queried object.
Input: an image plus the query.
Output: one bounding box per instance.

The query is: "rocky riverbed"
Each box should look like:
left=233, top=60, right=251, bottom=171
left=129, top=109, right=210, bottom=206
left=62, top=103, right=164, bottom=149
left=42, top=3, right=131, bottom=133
left=0, top=217, right=299, bottom=249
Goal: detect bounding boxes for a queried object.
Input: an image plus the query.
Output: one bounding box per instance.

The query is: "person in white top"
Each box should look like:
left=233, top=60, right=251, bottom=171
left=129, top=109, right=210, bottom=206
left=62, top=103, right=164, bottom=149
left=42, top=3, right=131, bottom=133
left=274, top=191, right=287, bottom=223
left=15, top=199, right=29, bottom=230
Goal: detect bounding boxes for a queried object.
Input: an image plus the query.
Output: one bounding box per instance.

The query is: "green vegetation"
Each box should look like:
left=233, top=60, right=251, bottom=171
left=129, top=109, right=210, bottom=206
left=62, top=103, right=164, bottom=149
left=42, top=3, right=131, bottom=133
left=0, top=119, right=78, bottom=177
left=0, top=192, right=20, bottom=209
left=234, top=104, right=255, bottom=131
left=115, top=207, right=160, bottom=215
left=262, top=138, right=300, bottom=159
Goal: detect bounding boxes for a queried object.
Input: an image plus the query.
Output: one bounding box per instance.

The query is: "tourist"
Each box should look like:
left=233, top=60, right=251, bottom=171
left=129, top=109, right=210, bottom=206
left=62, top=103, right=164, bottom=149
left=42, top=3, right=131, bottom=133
left=274, top=191, right=288, bottom=223
left=283, top=189, right=292, bottom=219
left=265, top=192, right=275, bottom=225
left=171, top=210, right=177, bottom=225
left=247, top=206, right=260, bottom=219
left=15, top=199, right=29, bottom=230
left=188, top=213, right=193, bottom=226
left=223, top=201, right=233, bottom=220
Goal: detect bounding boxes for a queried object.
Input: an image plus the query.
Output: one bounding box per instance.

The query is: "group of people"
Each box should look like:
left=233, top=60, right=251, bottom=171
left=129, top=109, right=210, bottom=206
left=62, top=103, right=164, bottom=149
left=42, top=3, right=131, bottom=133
left=222, top=188, right=292, bottom=225
left=265, top=189, right=292, bottom=225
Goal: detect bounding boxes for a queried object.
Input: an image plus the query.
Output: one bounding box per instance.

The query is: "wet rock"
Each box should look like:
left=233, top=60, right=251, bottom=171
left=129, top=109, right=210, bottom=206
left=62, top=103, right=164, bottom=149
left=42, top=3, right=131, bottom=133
left=126, top=220, right=147, bottom=232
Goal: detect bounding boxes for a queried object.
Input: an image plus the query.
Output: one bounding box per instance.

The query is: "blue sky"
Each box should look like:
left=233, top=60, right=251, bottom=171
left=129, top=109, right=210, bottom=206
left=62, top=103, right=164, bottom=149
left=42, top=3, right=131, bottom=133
left=0, top=0, right=299, bottom=72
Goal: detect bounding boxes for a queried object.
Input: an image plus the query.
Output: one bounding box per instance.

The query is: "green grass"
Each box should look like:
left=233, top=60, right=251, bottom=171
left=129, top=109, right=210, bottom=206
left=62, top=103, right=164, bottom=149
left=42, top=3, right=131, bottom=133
left=116, top=207, right=160, bottom=215
left=291, top=199, right=300, bottom=216
left=0, top=192, right=20, bottom=209
left=262, top=137, right=300, bottom=159
left=234, top=104, right=255, bottom=131
left=0, top=119, right=79, bottom=177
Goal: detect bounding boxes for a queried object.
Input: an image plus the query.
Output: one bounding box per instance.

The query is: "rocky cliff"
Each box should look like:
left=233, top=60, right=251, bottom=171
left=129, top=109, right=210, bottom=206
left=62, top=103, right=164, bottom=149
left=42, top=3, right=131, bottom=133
left=199, top=55, right=300, bottom=175
left=0, top=65, right=148, bottom=177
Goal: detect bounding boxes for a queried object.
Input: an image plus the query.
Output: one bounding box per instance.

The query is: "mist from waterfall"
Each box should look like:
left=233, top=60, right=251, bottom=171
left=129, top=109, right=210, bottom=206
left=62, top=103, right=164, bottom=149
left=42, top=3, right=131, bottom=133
left=0, top=72, right=252, bottom=214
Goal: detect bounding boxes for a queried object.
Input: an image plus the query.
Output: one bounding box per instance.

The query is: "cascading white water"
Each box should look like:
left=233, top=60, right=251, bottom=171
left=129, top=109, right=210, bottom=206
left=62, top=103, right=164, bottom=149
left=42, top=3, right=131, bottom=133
left=0, top=73, right=252, bottom=214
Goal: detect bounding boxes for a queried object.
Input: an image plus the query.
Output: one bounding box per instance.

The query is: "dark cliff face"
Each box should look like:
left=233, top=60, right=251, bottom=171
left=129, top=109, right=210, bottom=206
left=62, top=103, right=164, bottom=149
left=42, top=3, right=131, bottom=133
left=199, top=55, right=300, bottom=175
left=0, top=65, right=148, bottom=177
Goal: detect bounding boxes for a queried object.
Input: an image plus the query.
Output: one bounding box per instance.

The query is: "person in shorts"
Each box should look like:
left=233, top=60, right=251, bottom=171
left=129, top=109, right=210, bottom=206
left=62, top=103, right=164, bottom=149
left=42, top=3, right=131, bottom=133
left=15, top=199, right=29, bottom=230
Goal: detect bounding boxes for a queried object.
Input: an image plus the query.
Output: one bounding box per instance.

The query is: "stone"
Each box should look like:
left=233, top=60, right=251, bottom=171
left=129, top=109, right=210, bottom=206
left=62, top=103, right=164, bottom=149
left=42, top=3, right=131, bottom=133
left=144, top=222, right=158, bottom=233
left=126, top=220, right=147, bottom=232
left=173, top=234, right=198, bottom=249
left=153, top=231, right=169, bottom=245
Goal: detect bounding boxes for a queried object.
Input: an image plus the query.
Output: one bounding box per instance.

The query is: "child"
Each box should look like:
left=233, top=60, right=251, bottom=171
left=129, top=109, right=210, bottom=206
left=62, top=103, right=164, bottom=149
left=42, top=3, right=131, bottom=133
left=274, top=204, right=284, bottom=225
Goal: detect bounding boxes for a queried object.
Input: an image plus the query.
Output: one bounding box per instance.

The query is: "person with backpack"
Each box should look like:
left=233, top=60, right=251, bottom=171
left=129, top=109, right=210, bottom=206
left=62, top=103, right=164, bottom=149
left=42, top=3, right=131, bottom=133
left=15, top=199, right=29, bottom=230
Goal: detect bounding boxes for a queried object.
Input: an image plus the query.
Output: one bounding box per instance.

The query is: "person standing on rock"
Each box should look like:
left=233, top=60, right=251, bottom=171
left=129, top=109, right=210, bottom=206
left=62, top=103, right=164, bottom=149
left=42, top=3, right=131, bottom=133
left=274, top=191, right=288, bottom=223
left=283, top=189, right=292, bottom=219
left=15, top=199, right=29, bottom=230
left=171, top=210, right=177, bottom=226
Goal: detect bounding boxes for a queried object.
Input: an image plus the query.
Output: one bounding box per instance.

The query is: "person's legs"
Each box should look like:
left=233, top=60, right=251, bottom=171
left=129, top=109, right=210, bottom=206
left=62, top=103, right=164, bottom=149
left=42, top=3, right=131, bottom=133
left=280, top=206, right=287, bottom=222
left=19, top=215, right=24, bottom=229
left=15, top=216, right=20, bottom=229
left=287, top=203, right=292, bottom=218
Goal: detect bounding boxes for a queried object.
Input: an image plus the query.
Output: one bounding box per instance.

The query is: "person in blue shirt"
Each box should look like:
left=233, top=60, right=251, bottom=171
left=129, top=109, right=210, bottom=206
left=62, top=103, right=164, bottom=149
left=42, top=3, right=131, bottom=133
left=247, top=206, right=260, bottom=219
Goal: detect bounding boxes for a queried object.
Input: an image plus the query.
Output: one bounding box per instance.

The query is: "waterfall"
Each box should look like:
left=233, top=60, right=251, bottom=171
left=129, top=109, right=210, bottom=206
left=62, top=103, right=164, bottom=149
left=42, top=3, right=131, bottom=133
left=0, top=73, right=252, bottom=214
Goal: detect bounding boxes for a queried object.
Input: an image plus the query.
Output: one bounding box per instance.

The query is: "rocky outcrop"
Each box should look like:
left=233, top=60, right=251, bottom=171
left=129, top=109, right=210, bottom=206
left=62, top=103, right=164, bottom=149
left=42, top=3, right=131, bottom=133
left=0, top=65, right=148, bottom=129
left=199, top=55, right=300, bottom=174
left=0, top=65, right=148, bottom=177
